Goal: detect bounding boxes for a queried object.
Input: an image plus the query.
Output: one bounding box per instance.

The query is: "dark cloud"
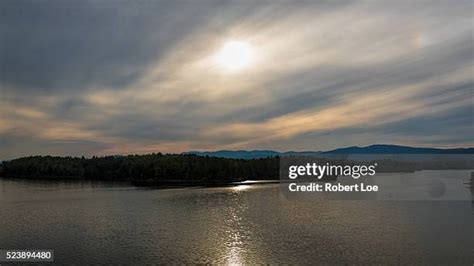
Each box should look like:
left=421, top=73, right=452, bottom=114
left=0, top=134, right=108, bottom=160
left=376, top=104, right=473, bottom=138
left=0, top=0, right=227, bottom=91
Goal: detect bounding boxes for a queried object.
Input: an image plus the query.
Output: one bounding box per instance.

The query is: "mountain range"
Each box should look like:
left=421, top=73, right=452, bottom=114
left=186, top=144, right=474, bottom=159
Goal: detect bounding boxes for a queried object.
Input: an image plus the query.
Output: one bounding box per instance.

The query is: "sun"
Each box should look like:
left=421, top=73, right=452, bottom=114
left=215, top=41, right=254, bottom=71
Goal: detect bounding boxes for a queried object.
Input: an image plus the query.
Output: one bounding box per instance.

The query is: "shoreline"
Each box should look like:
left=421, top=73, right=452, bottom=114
left=0, top=176, right=282, bottom=188
left=2, top=169, right=472, bottom=189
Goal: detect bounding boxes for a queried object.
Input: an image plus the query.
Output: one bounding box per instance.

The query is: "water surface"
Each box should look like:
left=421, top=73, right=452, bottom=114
left=0, top=171, right=473, bottom=264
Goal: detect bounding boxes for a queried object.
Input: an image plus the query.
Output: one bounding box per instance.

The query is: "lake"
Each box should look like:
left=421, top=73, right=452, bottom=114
left=1, top=170, right=473, bottom=264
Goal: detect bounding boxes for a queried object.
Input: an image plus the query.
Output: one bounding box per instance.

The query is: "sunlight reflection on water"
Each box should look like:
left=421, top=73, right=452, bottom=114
left=224, top=187, right=248, bottom=265
left=230, top=185, right=251, bottom=192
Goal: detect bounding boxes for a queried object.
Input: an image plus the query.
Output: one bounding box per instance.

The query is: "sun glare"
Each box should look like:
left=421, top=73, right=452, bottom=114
left=215, top=41, right=254, bottom=71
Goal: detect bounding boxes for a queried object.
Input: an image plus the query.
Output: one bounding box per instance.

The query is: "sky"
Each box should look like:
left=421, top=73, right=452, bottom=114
left=0, top=0, right=473, bottom=160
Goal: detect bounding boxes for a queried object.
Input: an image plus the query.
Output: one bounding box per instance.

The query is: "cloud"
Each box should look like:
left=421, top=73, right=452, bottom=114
left=0, top=0, right=473, bottom=159
left=0, top=0, right=231, bottom=91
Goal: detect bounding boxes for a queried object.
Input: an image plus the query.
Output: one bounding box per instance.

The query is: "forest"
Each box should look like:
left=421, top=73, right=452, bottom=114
left=0, top=154, right=280, bottom=185
left=0, top=153, right=472, bottom=186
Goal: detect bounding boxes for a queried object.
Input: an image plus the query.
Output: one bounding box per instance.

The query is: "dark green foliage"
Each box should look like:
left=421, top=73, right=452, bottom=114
left=0, top=154, right=280, bottom=183
left=0, top=153, right=471, bottom=185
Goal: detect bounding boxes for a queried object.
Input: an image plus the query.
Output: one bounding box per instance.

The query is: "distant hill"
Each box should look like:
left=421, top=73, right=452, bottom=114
left=185, top=150, right=324, bottom=159
left=322, top=144, right=474, bottom=154
left=186, top=144, right=474, bottom=159
left=185, top=150, right=282, bottom=159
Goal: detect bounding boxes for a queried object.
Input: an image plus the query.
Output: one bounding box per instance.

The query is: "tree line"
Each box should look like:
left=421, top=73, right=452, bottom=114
left=0, top=153, right=472, bottom=186
left=0, top=154, right=280, bottom=185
